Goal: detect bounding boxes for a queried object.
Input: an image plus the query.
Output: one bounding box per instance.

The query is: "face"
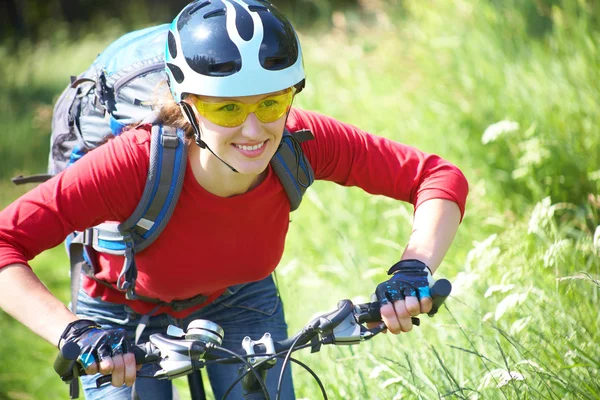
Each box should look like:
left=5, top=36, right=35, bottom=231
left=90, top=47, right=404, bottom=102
left=187, top=89, right=293, bottom=177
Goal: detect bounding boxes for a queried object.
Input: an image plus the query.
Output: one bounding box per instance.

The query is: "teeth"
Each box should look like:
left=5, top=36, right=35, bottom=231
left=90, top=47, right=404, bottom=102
left=235, top=142, right=265, bottom=151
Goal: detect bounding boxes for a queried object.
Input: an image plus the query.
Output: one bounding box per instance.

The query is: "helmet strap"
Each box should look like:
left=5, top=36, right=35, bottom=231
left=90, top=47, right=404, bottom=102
left=179, top=102, right=239, bottom=174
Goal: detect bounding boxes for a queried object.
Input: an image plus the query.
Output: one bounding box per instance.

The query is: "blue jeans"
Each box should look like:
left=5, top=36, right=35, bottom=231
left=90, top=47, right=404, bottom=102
left=76, top=275, right=295, bottom=400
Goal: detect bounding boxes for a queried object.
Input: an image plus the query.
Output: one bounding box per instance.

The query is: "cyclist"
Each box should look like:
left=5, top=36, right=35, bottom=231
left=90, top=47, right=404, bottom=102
left=0, top=0, right=468, bottom=399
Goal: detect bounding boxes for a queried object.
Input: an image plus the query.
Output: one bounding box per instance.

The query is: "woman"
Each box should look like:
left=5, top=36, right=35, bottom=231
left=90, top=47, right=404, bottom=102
left=0, top=0, right=468, bottom=398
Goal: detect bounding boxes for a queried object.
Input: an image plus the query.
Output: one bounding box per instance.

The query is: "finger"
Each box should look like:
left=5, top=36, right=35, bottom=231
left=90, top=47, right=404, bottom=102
left=404, top=296, right=421, bottom=317
left=420, top=296, right=433, bottom=314
left=366, top=321, right=388, bottom=333
left=392, top=299, right=414, bottom=333
left=379, top=302, right=402, bottom=334
left=110, top=354, right=125, bottom=387
left=84, top=362, right=98, bottom=376
left=98, top=356, right=115, bottom=376
left=123, top=353, right=137, bottom=387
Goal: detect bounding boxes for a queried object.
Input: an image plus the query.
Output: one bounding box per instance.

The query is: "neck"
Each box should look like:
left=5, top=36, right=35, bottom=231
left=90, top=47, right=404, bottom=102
left=188, top=144, right=266, bottom=197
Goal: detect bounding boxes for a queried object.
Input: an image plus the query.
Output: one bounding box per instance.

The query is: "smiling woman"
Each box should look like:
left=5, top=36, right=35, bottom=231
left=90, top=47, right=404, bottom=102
left=188, top=88, right=296, bottom=191
left=0, top=0, right=468, bottom=399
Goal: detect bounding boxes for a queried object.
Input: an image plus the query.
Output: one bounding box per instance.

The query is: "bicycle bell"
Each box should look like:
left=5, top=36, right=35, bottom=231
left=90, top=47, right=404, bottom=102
left=185, top=319, right=224, bottom=346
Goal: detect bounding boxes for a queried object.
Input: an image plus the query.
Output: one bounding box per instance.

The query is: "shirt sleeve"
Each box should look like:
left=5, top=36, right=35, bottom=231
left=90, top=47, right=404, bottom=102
left=0, top=129, right=150, bottom=270
left=286, top=108, right=469, bottom=218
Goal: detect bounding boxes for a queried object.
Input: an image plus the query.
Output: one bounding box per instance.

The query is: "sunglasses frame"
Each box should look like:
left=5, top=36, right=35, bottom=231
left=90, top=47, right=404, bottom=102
left=193, top=88, right=295, bottom=128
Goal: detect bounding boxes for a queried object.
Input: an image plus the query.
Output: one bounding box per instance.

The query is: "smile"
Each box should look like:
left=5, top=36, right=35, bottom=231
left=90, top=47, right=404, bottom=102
left=233, top=141, right=266, bottom=151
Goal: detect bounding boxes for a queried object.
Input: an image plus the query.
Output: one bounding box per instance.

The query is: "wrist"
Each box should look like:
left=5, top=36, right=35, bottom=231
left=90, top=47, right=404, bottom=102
left=387, top=259, right=432, bottom=275
left=58, top=319, right=100, bottom=349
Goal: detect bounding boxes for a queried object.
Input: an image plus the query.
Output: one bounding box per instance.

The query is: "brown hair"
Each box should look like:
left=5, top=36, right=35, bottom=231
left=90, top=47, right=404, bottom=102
left=154, top=82, right=195, bottom=140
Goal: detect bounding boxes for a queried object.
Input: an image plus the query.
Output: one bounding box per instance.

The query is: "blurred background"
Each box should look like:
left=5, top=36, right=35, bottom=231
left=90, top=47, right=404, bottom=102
left=1, top=0, right=599, bottom=399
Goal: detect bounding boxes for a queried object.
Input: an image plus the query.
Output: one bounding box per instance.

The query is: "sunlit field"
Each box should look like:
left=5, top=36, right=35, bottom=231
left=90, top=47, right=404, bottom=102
left=0, top=0, right=598, bottom=399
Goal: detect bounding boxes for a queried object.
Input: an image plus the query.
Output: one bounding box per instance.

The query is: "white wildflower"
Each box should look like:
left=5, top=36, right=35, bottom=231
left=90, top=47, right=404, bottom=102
left=517, top=137, right=551, bottom=167
left=495, top=292, right=528, bottom=321
left=516, top=360, right=543, bottom=370
left=482, top=312, right=493, bottom=322
left=528, top=197, right=554, bottom=235
left=588, top=170, right=600, bottom=181
left=450, top=271, right=481, bottom=296
left=497, top=371, right=525, bottom=387
left=484, top=284, right=515, bottom=298
left=465, top=234, right=499, bottom=272
left=381, top=376, right=406, bottom=389
left=543, top=239, right=571, bottom=268
left=511, top=166, right=529, bottom=180
left=482, top=120, right=520, bottom=144
left=564, top=350, right=578, bottom=365
left=510, top=317, right=532, bottom=335
left=594, top=226, right=600, bottom=251
left=369, top=365, right=385, bottom=379
left=478, top=368, right=525, bottom=390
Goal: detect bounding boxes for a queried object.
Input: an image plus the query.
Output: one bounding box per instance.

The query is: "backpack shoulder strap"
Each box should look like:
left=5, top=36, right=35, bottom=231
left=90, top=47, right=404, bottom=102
left=270, top=128, right=315, bottom=211
left=82, top=124, right=187, bottom=298
left=118, top=124, right=188, bottom=251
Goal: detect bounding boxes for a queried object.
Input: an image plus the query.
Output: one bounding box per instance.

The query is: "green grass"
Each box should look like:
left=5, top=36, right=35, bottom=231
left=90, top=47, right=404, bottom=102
left=1, top=0, right=599, bottom=399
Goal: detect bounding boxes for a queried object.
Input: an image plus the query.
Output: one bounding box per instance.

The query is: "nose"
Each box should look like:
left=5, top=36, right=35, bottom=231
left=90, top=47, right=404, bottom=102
left=240, top=112, right=263, bottom=139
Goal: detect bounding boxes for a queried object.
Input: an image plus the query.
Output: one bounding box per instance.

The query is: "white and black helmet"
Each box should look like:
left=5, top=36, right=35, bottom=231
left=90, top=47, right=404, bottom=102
left=165, top=0, right=305, bottom=103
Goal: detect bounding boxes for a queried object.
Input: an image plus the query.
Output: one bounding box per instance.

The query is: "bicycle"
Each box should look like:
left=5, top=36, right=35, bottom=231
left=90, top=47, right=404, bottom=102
left=55, top=279, right=452, bottom=400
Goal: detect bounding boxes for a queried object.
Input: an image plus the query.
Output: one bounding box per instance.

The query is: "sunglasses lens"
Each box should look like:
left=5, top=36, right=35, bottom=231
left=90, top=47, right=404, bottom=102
left=255, top=91, right=293, bottom=123
left=195, top=89, right=294, bottom=127
left=196, top=103, right=245, bottom=127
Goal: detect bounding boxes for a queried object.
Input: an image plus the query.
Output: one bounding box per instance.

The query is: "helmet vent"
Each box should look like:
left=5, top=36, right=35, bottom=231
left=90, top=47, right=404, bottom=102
left=208, top=61, right=238, bottom=75
left=167, top=31, right=178, bottom=59
left=167, top=63, right=185, bottom=84
left=248, top=5, right=268, bottom=12
left=204, top=9, right=226, bottom=19
left=264, top=56, right=288, bottom=70
left=189, top=1, right=211, bottom=15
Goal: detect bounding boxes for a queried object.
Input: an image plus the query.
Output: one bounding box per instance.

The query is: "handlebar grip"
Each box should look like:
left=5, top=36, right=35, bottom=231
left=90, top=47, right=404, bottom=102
left=354, top=303, right=419, bottom=325
left=54, top=342, right=81, bottom=382
left=428, top=278, right=452, bottom=316
left=356, top=278, right=452, bottom=323
left=95, top=344, right=160, bottom=388
left=55, top=341, right=159, bottom=388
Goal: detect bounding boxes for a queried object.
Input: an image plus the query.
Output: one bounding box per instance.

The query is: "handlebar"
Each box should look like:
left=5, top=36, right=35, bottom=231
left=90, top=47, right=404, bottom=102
left=55, top=279, right=452, bottom=392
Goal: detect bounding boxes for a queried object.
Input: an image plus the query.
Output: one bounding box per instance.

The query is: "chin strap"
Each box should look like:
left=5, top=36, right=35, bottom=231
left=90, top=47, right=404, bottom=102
left=180, top=102, right=239, bottom=173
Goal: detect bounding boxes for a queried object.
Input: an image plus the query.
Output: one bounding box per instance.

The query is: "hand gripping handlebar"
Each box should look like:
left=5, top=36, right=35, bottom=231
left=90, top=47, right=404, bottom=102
left=54, top=279, right=452, bottom=394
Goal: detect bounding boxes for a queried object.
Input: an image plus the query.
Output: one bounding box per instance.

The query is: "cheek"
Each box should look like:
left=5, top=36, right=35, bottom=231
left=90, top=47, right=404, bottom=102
left=267, top=120, right=286, bottom=144
left=199, top=122, right=235, bottom=144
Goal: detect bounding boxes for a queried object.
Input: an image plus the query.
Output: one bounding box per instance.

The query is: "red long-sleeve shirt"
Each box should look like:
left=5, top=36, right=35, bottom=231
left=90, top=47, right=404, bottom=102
left=0, top=108, right=468, bottom=318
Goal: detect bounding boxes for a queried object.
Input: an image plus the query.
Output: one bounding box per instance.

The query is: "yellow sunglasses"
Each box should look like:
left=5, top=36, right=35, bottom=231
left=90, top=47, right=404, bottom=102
left=194, top=88, right=295, bottom=127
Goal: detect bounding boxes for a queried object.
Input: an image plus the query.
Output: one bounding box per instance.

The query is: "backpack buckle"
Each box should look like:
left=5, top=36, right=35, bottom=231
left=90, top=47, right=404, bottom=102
left=161, top=134, right=179, bottom=148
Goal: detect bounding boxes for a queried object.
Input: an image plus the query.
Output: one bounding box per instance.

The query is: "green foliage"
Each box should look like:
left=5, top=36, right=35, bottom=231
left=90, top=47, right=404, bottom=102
left=0, top=0, right=599, bottom=399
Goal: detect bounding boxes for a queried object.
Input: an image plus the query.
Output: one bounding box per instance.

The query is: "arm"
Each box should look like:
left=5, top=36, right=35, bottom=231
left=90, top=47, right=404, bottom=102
left=379, top=198, right=462, bottom=334
left=0, top=130, right=149, bottom=386
left=0, top=264, right=78, bottom=346
left=0, top=265, right=137, bottom=386
left=401, top=198, right=462, bottom=273
left=287, top=108, right=468, bottom=333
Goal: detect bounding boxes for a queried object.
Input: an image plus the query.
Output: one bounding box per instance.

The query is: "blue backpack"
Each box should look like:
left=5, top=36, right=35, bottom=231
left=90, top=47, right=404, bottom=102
left=13, top=24, right=315, bottom=313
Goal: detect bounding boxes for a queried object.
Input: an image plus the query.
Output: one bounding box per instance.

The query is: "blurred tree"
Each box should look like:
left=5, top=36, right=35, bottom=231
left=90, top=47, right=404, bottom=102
left=489, top=0, right=600, bottom=37
left=0, top=0, right=361, bottom=42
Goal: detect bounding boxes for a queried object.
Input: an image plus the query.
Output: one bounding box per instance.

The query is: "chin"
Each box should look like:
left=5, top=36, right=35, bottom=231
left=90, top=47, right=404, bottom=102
left=235, top=160, right=271, bottom=176
left=230, top=142, right=277, bottom=176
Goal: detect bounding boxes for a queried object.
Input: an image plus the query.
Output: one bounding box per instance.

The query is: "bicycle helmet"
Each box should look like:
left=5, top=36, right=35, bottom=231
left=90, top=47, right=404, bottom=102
left=165, top=0, right=305, bottom=103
